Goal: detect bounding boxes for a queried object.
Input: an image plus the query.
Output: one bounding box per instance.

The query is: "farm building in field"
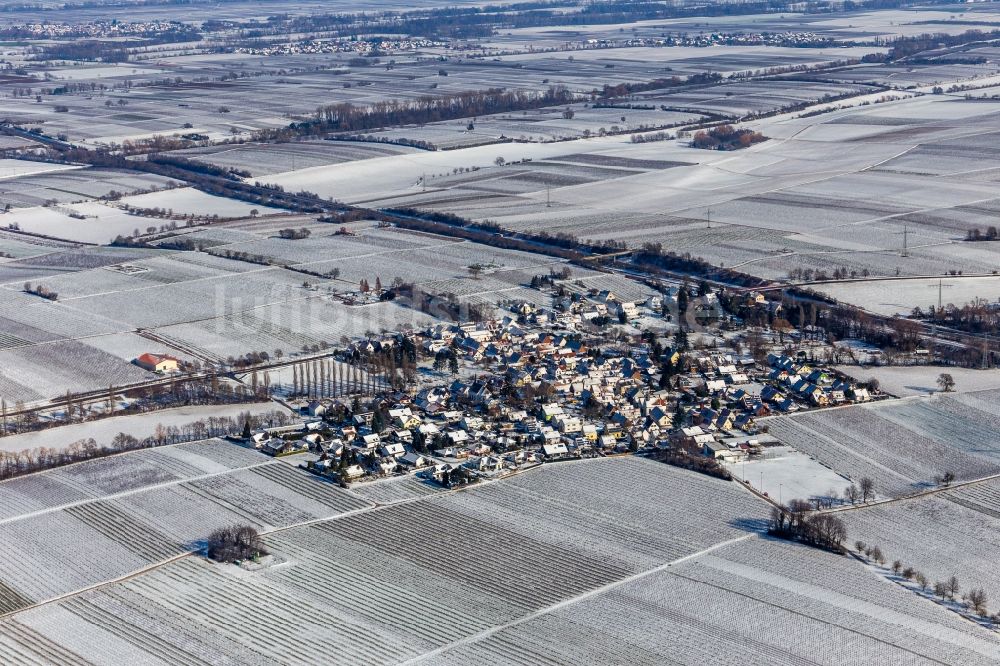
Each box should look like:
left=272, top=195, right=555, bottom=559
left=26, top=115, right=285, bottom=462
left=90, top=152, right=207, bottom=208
left=134, top=353, right=180, bottom=373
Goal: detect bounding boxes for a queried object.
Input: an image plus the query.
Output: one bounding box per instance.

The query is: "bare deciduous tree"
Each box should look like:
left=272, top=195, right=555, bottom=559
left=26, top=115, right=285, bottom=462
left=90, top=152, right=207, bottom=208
left=969, top=588, right=988, bottom=616
left=937, top=372, right=956, bottom=392
left=947, top=575, right=961, bottom=600
left=860, top=477, right=875, bottom=503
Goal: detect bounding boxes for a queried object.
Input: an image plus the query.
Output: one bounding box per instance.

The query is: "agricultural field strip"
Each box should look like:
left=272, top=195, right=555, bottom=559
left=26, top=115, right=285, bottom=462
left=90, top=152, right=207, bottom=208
left=62, top=274, right=340, bottom=333
left=0, top=475, right=505, bottom=627
left=762, top=392, right=1000, bottom=493
left=0, top=261, right=330, bottom=353
left=283, top=239, right=473, bottom=269
left=680, top=554, right=994, bottom=655
left=0, top=458, right=763, bottom=637
left=0, top=326, right=135, bottom=352
left=259, top=460, right=547, bottom=538
left=440, top=532, right=1000, bottom=665
left=827, top=471, right=1000, bottom=515
left=725, top=236, right=956, bottom=269
left=28, top=260, right=277, bottom=302
left=399, top=532, right=759, bottom=666
left=0, top=457, right=278, bottom=530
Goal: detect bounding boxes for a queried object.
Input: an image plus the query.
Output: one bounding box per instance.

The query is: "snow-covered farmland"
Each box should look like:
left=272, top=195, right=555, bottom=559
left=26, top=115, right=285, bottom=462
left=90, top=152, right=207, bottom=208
left=0, top=339, right=154, bottom=404
left=0, top=438, right=369, bottom=612
left=0, top=402, right=289, bottom=454
left=765, top=390, right=1000, bottom=497
left=427, top=536, right=1000, bottom=665
left=287, top=93, right=1000, bottom=282
left=816, top=276, right=1000, bottom=316
left=0, top=457, right=770, bottom=662
left=836, top=365, right=1000, bottom=397
left=725, top=445, right=851, bottom=506
left=0, top=160, right=81, bottom=181
left=118, top=187, right=283, bottom=218
left=841, top=482, right=1000, bottom=610
left=12, top=505, right=998, bottom=665
left=3, top=202, right=173, bottom=245
left=174, top=140, right=418, bottom=177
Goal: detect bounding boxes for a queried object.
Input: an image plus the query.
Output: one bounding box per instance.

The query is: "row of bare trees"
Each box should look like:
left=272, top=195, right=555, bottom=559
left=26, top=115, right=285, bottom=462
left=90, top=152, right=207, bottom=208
left=854, top=541, right=992, bottom=620
left=290, top=359, right=379, bottom=400
left=0, top=377, right=269, bottom=438
left=0, top=410, right=290, bottom=482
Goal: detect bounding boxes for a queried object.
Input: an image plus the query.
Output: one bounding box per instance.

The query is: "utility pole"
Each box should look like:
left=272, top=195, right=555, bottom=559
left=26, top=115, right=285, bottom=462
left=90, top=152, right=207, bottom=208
left=546, top=185, right=551, bottom=208
left=422, top=173, right=426, bottom=192
left=707, top=207, right=711, bottom=229
left=901, top=225, right=909, bottom=257
left=928, top=279, right=952, bottom=353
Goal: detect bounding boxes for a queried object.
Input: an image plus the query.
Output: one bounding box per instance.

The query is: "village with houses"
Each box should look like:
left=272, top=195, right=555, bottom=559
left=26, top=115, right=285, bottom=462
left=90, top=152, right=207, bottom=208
left=240, top=279, right=881, bottom=495
left=5, top=0, right=1000, bottom=659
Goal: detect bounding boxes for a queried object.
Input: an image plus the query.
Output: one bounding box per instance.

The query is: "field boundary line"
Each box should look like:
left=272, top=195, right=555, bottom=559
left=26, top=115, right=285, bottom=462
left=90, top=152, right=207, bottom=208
left=0, top=458, right=279, bottom=528
left=0, top=549, right=194, bottom=623
left=0, top=459, right=550, bottom=623
left=666, top=567, right=957, bottom=665
left=397, top=532, right=757, bottom=666
left=822, top=471, right=1000, bottom=515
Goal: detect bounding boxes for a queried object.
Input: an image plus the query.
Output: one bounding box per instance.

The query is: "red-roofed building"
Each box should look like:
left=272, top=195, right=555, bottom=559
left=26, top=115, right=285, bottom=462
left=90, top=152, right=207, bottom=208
left=135, top=353, right=180, bottom=373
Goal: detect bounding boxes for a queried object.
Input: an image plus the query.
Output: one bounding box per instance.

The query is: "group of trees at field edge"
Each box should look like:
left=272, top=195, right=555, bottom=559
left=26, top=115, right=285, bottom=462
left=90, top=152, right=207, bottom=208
left=769, top=500, right=848, bottom=553
left=22, top=282, right=57, bottom=301
left=206, top=525, right=267, bottom=563
left=262, top=87, right=573, bottom=140
left=691, top=124, right=767, bottom=151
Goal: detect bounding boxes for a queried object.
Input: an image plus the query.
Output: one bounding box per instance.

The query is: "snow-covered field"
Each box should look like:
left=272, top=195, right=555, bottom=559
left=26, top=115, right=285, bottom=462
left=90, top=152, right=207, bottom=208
left=837, top=365, right=1000, bottom=397
left=0, top=438, right=369, bottom=612
left=4, top=466, right=995, bottom=664
left=0, top=402, right=289, bottom=454
left=725, top=445, right=852, bottom=506
left=0, top=457, right=772, bottom=662
left=764, top=390, right=1000, bottom=497
left=118, top=187, right=283, bottom=218
left=0, top=160, right=80, bottom=180
left=817, top=276, right=1000, bottom=316
left=432, top=536, right=1000, bottom=665
left=841, top=485, right=1000, bottom=610
left=259, top=92, right=1000, bottom=282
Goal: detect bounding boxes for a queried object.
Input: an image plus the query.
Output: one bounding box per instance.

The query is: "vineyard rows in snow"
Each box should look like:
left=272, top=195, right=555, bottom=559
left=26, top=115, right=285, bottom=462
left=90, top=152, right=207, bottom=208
left=426, top=537, right=1000, bottom=665
left=0, top=439, right=370, bottom=613
left=841, top=482, right=1000, bottom=608
left=765, top=390, right=1000, bottom=498
left=0, top=457, right=769, bottom=662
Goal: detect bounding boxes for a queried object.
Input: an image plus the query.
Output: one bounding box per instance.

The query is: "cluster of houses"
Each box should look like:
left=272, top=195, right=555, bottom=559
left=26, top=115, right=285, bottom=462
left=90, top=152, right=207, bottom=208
left=235, top=38, right=445, bottom=57
left=13, top=20, right=185, bottom=38
left=242, top=284, right=881, bottom=486
left=762, top=354, right=872, bottom=410
left=581, top=31, right=830, bottom=50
